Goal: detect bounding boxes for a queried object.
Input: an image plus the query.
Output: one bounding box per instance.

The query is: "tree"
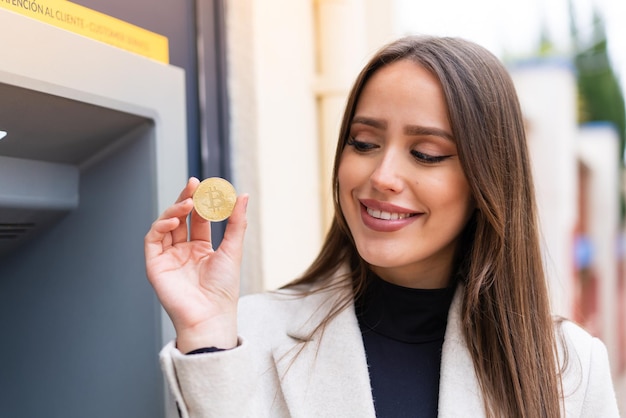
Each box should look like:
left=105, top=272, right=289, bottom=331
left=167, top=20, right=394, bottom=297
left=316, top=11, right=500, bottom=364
left=570, top=5, right=626, bottom=158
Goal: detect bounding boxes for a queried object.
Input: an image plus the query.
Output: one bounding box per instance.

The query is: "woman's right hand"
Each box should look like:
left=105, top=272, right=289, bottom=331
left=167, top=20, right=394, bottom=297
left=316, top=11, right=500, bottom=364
left=144, top=177, right=248, bottom=353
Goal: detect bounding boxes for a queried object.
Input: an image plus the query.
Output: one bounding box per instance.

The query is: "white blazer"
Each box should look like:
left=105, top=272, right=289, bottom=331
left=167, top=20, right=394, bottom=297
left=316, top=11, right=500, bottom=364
left=160, top=268, right=621, bottom=418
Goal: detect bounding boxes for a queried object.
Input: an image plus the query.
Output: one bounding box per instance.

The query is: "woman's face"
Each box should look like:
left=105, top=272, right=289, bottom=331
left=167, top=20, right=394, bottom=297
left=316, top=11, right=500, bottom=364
left=338, top=59, right=474, bottom=289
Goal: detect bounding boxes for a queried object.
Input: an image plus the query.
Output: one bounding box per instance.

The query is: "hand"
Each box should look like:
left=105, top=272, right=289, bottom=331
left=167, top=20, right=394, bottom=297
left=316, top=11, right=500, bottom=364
left=144, top=177, right=248, bottom=352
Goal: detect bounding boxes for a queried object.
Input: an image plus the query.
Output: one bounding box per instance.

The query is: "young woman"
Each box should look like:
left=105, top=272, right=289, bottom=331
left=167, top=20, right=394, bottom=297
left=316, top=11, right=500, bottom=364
left=145, top=36, right=620, bottom=417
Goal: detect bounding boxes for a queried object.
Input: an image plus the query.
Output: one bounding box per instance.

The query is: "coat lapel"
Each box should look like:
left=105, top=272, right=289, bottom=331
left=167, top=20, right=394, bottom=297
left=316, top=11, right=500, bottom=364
left=271, top=274, right=486, bottom=418
left=272, top=274, right=376, bottom=418
left=438, top=285, right=487, bottom=417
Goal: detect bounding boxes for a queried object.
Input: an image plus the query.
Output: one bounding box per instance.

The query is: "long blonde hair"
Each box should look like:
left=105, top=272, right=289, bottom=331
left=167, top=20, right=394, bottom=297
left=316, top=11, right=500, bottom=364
left=286, top=35, right=562, bottom=417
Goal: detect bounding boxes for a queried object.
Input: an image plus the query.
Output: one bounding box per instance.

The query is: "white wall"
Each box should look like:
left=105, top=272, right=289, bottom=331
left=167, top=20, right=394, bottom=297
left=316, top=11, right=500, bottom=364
left=226, top=0, right=321, bottom=291
left=226, top=0, right=394, bottom=292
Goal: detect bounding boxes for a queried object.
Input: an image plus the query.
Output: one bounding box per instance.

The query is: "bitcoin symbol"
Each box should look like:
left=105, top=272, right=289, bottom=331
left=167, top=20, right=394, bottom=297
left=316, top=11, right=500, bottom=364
left=201, top=187, right=226, bottom=213
left=193, top=178, right=237, bottom=221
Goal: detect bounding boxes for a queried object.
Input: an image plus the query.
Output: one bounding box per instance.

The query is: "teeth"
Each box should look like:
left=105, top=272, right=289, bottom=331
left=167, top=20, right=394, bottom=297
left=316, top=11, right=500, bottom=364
left=366, top=207, right=412, bottom=220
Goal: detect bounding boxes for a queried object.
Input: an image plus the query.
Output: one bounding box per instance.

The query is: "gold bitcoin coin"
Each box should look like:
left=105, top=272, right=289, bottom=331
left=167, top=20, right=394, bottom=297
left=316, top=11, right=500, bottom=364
left=193, top=177, right=237, bottom=221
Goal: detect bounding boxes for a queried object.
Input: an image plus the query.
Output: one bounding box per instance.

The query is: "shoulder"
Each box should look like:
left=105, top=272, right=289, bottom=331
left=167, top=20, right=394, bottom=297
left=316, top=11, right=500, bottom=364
left=557, top=319, right=608, bottom=370
left=558, top=320, right=595, bottom=359
left=557, top=319, right=620, bottom=417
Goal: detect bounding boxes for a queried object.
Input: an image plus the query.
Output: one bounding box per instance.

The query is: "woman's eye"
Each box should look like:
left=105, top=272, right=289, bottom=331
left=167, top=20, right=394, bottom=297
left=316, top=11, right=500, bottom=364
left=411, top=150, right=450, bottom=164
left=346, top=137, right=377, bottom=152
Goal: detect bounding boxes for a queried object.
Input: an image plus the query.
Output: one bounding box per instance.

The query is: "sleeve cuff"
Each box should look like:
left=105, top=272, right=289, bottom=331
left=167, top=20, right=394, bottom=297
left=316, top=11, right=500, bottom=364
left=160, top=337, right=256, bottom=417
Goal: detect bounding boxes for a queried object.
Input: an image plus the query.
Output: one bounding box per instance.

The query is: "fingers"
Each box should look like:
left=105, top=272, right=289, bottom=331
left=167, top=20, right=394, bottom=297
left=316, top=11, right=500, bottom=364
left=164, top=197, right=193, bottom=245
left=145, top=179, right=246, bottom=264
left=189, top=207, right=213, bottom=244
left=218, top=194, right=249, bottom=262
left=175, top=177, right=200, bottom=203
left=145, top=196, right=193, bottom=250
left=145, top=179, right=198, bottom=258
left=171, top=178, right=200, bottom=243
left=145, top=216, right=181, bottom=262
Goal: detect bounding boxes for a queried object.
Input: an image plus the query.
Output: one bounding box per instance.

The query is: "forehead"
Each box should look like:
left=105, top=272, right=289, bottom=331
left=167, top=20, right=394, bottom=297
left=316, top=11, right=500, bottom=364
left=353, top=60, right=451, bottom=133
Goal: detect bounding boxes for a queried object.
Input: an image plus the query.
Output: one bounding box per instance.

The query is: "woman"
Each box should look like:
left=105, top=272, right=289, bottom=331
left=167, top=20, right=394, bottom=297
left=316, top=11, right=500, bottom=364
left=145, top=36, right=620, bottom=417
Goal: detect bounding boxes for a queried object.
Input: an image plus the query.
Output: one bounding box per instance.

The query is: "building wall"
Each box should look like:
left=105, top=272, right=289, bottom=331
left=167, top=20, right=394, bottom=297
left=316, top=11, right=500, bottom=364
left=577, top=123, right=621, bottom=370
left=512, top=62, right=623, bottom=379
left=226, top=0, right=320, bottom=292
left=510, top=61, right=579, bottom=318
left=226, top=0, right=394, bottom=291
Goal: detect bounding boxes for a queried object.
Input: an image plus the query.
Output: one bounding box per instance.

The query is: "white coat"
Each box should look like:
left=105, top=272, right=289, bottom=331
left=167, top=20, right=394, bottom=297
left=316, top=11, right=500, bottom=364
left=160, top=268, right=621, bottom=418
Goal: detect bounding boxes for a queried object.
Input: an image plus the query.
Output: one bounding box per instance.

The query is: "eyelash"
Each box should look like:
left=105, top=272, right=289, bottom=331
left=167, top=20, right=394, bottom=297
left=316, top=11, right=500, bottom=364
left=411, top=150, right=449, bottom=164
left=346, top=137, right=376, bottom=152
left=346, top=137, right=450, bottom=164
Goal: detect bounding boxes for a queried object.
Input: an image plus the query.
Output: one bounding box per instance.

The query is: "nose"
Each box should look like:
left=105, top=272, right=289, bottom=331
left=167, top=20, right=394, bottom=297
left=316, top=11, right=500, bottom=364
left=370, top=149, right=404, bottom=193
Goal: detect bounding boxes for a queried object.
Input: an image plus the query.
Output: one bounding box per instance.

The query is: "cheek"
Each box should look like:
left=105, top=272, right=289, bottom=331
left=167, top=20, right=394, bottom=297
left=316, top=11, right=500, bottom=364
left=430, top=171, right=473, bottom=213
left=337, top=152, right=356, bottom=194
left=452, top=180, right=474, bottom=219
left=337, top=153, right=365, bottom=221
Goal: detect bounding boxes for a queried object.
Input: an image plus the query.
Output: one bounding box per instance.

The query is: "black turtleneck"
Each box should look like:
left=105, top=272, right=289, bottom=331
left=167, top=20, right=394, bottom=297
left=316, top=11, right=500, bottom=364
left=355, top=273, right=455, bottom=418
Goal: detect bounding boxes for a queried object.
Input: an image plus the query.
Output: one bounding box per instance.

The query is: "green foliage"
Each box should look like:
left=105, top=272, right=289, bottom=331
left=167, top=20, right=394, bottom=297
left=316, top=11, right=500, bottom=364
left=572, top=11, right=626, bottom=154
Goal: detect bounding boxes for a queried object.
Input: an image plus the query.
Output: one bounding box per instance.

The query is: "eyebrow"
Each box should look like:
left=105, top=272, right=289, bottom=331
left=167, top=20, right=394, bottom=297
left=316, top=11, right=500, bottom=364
left=351, top=116, right=454, bottom=142
left=404, top=125, right=454, bottom=142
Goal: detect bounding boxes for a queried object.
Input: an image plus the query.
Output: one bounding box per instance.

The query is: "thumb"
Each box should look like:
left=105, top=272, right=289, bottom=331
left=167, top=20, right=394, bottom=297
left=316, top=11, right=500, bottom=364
left=218, top=194, right=249, bottom=261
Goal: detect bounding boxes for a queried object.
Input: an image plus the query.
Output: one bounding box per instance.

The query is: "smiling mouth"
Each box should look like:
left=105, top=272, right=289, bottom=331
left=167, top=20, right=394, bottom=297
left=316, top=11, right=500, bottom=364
left=365, top=207, right=416, bottom=220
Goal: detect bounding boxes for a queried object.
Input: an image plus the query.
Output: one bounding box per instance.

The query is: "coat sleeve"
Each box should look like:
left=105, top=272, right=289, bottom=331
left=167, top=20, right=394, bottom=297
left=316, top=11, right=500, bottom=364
left=578, top=336, right=621, bottom=418
left=160, top=338, right=259, bottom=418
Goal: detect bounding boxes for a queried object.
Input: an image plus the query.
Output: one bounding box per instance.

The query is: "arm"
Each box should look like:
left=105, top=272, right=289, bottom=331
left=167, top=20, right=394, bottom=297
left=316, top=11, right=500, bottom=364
left=160, top=339, right=259, bottom=418
left=145, top=178, right=252, bottom=416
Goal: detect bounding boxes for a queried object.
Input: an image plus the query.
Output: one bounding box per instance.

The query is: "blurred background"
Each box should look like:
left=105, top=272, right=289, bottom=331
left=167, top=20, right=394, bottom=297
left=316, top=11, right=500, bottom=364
left=222, top=0, right=626, bottom=407
left=224, top=0, right=626, bottom=410
left=394, top=0, right=626, bottom=410
left=1, top=0, right=624, bottom=416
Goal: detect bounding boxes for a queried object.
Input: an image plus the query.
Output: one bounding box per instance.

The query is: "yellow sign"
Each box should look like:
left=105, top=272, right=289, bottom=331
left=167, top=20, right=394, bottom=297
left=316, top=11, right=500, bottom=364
left=0, top=0, right=169, bottom=63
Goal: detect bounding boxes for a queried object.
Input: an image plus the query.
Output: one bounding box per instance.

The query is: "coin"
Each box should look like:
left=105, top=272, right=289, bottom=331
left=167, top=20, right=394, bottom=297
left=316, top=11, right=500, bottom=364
left=193, top=177, right=237, bottom=221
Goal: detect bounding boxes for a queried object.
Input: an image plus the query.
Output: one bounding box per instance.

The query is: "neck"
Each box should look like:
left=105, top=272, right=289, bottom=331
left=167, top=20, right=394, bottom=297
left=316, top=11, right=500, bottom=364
left=370, top=264, right=453, bottom=289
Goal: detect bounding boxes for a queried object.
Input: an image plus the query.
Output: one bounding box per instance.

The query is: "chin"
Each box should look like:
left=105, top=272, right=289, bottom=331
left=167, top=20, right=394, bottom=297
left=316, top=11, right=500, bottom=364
left=355, top=244, right=404, bottom=270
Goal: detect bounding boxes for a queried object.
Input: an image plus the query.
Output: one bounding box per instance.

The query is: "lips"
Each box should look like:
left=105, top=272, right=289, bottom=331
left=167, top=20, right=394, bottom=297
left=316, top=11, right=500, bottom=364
left=359, top=199, right=420, bottom=232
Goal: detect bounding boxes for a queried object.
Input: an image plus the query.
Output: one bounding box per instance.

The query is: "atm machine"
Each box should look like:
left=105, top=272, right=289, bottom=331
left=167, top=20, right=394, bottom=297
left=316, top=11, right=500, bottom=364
left=0, top=9, right=186, bottom=417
